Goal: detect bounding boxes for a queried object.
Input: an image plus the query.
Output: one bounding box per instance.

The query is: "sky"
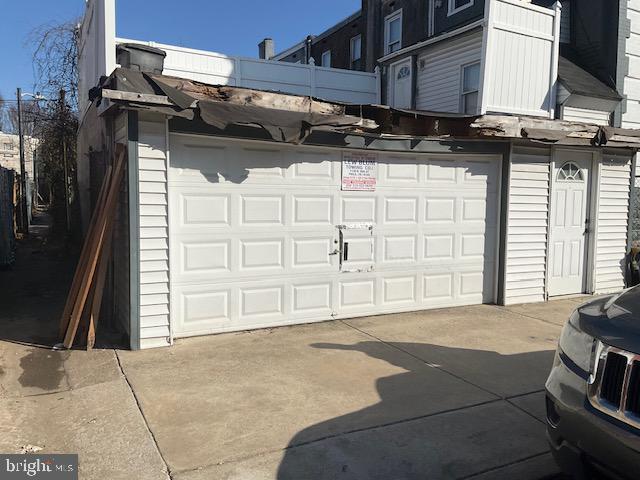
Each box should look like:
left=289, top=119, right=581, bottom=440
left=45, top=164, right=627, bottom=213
left=0, top=0, right=361, bottom=102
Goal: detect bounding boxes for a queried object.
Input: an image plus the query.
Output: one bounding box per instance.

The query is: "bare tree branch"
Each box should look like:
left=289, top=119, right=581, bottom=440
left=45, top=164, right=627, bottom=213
left=28, top=19, right=80, bottom=111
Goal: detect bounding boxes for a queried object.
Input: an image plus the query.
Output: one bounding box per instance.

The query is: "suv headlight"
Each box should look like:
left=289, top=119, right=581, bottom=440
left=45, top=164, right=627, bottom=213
left=558, top=311, right=597, bottom=375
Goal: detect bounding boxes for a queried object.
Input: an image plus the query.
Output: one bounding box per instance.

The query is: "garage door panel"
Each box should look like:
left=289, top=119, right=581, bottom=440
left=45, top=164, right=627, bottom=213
left=339, top=279, right=376, bottom=309
left=292, top=282, right=333, bottom=314
left=169, top=135, right=500, bottom=337
left=341, top=196, right=377, bottom=223
left=242, top=195, right=285, bottom=226
left=382, top=235, right=417, bottom=264
left=425, top=198, right=456, bottom=223
left=384, top=197, right=419, bottom=223
left=382, top=276, right=418, bottom=305
left=240, top=286, right=285, bottom=319
left=382, top=160, right=420, bottom=183
left=293, top=195, right=334, bottom=225
left=177, top=192, right=231, bottom=227
left=292, top=236, right=336, bottom=269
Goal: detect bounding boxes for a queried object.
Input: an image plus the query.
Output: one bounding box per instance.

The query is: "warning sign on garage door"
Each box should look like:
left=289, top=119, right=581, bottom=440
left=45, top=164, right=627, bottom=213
left=342, top=152, right=378, bottom=191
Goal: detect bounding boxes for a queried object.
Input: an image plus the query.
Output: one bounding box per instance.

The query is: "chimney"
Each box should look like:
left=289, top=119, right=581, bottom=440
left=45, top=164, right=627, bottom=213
left=259, top=38, right=275, bottom=60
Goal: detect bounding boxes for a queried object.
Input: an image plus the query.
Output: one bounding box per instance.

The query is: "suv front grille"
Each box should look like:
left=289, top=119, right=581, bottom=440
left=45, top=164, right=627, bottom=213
left=626, top=362, right=640, bottom=416
left=589, top=345, right=640, bottom=428
left=600, top=352, right=627, bottom=407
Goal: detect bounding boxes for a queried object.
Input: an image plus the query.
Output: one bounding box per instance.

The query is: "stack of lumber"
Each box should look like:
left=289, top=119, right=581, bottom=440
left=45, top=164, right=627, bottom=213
left=59, top=145, right=126, bottom=349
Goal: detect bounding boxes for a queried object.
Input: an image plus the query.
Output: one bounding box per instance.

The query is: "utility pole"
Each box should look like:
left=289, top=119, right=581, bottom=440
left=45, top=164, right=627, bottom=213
left=16, top=87, right=29, bottom=236
left=59, top=89, right=71, bottom=233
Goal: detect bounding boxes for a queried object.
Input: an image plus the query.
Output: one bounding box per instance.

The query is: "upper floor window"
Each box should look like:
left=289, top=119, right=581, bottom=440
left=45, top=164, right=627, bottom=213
left=350, top=35, right=362, bottom=70
left=3, top=143, right=12, bottom=151
left=321, top=50, right=332, bottom=68
left=461, top=62, right=480, bottom=114
left=448, top=0, right=474, bottom=16
left=384, top=10, right=402, bottom=55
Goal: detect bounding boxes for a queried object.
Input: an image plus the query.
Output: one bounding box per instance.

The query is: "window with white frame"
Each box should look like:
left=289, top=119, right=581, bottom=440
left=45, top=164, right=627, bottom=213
left=384, top=10, right=402, bottom=55
left=321, top=50, right=331, bottom=68
left=448, top=0, right=474, bottom=16
left=461, top=62, right=480, bottom=114
left=3, top=143, right=11, bottom=151
left=350, top=35, right=362, bottom=70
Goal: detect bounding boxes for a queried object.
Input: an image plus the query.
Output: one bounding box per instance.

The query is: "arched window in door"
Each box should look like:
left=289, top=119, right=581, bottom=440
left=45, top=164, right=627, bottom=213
left=557, top=162, right=584, bottom=182
left=397, top=66, right=411, bottom=80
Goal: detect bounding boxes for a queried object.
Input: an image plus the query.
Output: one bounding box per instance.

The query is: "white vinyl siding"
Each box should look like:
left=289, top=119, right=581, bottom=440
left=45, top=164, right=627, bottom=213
left=482, top=0, right=557, bottom=117
left=137, top=116, right=171, bottom=348
left=594, top=156, right=632, bottom=293
left=561, top=107, right=611, bottom=126
left=622, top=0, right=640, bottom=128
left=504, top=148, right=551, bottom=305
left=416, top=29, right=483, bottom=113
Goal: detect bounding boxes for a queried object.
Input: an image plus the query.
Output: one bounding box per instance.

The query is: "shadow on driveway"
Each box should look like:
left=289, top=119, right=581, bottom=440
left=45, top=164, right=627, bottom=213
left=276, top=341, right=555, bottom=480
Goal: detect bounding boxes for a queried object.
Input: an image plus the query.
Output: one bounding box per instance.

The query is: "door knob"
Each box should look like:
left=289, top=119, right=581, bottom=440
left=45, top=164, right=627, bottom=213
left=329, top=249, right=339, bottom=256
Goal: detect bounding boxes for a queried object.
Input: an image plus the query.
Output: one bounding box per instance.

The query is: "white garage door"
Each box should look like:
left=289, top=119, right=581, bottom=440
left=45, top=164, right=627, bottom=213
left=168, top=134, right=500, bottom=337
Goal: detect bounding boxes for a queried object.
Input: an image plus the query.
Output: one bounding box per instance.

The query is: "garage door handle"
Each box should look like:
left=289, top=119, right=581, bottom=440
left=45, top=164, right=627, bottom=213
left=343, top=242, right=349, bottom=261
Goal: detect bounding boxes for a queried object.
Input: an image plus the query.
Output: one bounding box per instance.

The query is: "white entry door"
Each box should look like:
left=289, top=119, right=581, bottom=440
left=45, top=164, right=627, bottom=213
left=390, top=59, right=412, bottom=109
left=548, top=154, right=591, bottom=296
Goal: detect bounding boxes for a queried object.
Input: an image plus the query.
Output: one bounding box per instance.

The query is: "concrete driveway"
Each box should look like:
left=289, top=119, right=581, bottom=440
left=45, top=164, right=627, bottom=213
left=1, top=239, right=582, bottom=480
left=116, top=299, right=580, bottom=480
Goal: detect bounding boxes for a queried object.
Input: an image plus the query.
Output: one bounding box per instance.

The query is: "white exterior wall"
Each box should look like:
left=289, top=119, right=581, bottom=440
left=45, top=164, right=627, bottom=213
left=137, top=116, right=172, bottom=349
left=504, top=147, right=551, bottom=305
left=415, top=30, right=483, bottom=113
left=560, top=107, right=611, bottom=126
left=481, top=0, right=560, bottom=118
left=594, top=155, right=632, bottom=293
left=504, top=148, right=632, bottom=304
left=116, top=39, right=381, bottom=105
left=78, top=0, right=116, bottom=119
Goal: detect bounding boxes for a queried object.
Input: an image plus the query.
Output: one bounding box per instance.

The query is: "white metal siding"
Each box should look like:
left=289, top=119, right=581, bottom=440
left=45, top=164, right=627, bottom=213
left=482, top=0, right=558, bottom=117
left=137, top=117, right=171, bottom=348
left=415, top=30, right=483, bottom=113
left=623, top=0, right=640, bottom=128
left=561, top=107, right=611, bottom=125
left=168, top=135, right=500, bottom=337
left=594, top=156, right=632, bottom=293
left=505, top=148, right=551, bottom=305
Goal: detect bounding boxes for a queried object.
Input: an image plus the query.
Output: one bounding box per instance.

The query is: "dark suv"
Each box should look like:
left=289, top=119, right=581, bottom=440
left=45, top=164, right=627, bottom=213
left=546, top=286, right=640, bottom=479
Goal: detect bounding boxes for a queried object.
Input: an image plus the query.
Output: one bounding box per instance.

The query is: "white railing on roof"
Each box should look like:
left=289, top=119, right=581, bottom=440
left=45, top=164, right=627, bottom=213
left=115, top=38, right=381, bottom=105
left=480, top=0, right=561, bottom=118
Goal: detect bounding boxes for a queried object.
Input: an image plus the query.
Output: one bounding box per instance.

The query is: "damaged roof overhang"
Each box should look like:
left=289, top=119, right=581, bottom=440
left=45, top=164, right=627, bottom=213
left=94, top=68, right=640, bottom=151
